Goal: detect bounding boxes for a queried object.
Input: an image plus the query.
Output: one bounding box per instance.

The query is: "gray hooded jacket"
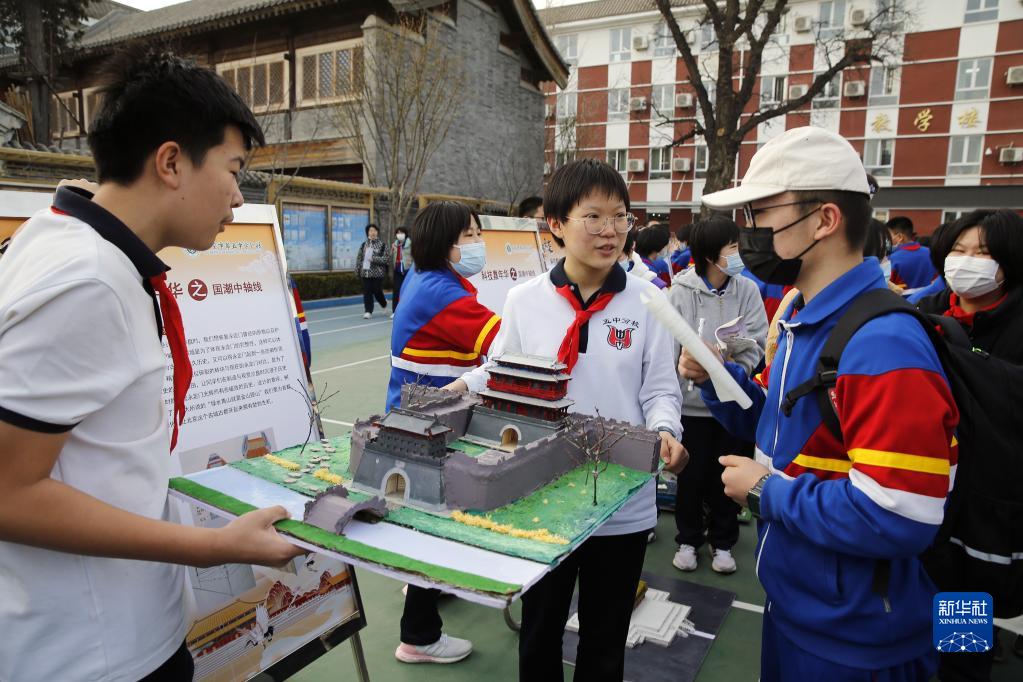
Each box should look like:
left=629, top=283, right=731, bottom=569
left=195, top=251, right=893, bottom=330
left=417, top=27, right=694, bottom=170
left=668, top=267, right=768, bottom=417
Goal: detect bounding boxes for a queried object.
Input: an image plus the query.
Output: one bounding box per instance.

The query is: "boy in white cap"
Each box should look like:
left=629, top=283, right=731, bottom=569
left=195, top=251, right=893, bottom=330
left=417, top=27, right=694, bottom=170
left=679, top=127, right=957, bottom=680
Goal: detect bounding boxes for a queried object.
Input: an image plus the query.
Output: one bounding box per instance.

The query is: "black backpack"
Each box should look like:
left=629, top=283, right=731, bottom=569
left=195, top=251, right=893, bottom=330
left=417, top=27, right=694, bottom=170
left=781, top=288, right=1023, bottom=618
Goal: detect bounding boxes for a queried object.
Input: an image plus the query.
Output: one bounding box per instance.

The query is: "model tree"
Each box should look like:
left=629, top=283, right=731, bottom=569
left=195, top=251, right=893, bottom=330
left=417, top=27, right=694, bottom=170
left=567, top=410, right=626, bottom=506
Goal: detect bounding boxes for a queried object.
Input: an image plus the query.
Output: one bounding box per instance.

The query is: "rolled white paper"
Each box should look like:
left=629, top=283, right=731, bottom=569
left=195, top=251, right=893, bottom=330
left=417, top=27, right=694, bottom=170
left=641, top=290, right=753, bottom=410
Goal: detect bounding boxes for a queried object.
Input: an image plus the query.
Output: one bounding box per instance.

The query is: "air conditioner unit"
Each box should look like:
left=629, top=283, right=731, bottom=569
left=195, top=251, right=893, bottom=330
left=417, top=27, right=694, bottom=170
left=629, top=96, right=648, bottom=111
left=627, top=158, right=646, bottom=172
left=675, top=92, right=694, bottom=108
left=672, top=157, right=692, bottom=172
left=632, top=35, right=650, bottom=51
left=794, top=15, right=813, bottom=32
left=999, top=147, right=1023, bottom=163
left=843, top=80, right=866, bottom=97
left=788, top=84, right=809, bottom=100
left=1007, top=65, right=1023, bottom=85
left=544, top=104, right=554, bottom=119
left=850, top=8, right=868, bottom=26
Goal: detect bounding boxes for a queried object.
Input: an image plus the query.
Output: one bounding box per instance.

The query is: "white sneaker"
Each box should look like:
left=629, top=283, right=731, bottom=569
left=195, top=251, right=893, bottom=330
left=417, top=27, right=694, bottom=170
left=711, top=548, right=737, bottom=574
left=390, top=312, right=395, bottom=319
left=395, top=633, right=473, bottom=664
left=363, top=312, right=371, bottom=319
left=672, top=544, right=698, bottom=572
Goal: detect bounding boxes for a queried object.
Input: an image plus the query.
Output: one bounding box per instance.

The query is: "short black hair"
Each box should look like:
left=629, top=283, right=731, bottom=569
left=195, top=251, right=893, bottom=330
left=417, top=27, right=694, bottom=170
left=410, top=201, right=480, bottom=271
left=365, top=223, right=379, bottom=237
left=862, top=218, right=892, bottom=261
left=690, top=217, right=739, bottom=278
left=931, top=209, right=1023, bottom=289
left=88, top=47, right=264, bottom=185
left=886, top=216, right=914, bottom=238
left=517, top=196, right=543, bottom=218
left=544, top=158, right=630, bottom=247
left=622, top=228, right=637, bottom=256
left=928, top=223, right=951, bottom=272
left=676, top=224, right=692, bottom=243
left=792, top=190, right=872, bottom=251
left=635, top=224, right=670, bottom=258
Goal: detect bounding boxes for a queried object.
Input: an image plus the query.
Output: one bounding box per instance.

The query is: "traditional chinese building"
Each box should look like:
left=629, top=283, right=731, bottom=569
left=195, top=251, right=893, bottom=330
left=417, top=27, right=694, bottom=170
left=480, top=354, right=574, bottom=424
left=540, top=0, right=1023, bottom=233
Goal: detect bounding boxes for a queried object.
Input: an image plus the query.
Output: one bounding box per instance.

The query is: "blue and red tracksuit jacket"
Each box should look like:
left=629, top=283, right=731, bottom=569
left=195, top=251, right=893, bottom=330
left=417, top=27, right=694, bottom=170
left=670, top=247, right=691, bottom=275
left=642, top=256, right=672, bottom=287
left=701, top=259, right=958, bottom=668
left=386, top=267, right=500, bottom=411
left=890, top=242, right=938, bottom=290
left=741, top=268, right=789, bottom=322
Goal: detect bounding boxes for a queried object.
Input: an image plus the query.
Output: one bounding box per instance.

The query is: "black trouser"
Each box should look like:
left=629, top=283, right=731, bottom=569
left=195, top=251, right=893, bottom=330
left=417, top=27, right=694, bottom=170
left=519, top=528, right=649, bottom=682
left=361, top=276, right=386, bottom=313
left=400, top=584, right=443, bottom=646
left=392, top=270, right=406, bottom=312
left=139, top=641, right=193, bottom=681
left=938, top=647, right=995, bottom=682
left=674, top=415, right=744, bottom=550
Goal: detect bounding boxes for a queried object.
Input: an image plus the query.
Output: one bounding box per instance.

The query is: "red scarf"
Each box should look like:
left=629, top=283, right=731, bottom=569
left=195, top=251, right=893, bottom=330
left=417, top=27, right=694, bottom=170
left=554, top=284, right=614, bottom=373
left=151, top=273, right=192, bottom=452
left=944, top=291, right=1006, bottom=329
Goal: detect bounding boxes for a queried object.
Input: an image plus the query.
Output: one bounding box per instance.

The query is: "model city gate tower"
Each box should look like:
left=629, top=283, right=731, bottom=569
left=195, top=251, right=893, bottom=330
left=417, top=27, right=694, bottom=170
left=349, top=354, right=663, bottom=512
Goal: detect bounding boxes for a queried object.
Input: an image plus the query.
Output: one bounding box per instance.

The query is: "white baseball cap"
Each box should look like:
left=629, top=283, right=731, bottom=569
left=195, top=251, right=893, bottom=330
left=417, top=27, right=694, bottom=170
left=701, top=126, right=871, bottom=210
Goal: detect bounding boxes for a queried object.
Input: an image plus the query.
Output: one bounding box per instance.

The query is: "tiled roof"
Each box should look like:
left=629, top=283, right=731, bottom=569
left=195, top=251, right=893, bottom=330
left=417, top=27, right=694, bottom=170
left=538, top=0, right=698, bottom=26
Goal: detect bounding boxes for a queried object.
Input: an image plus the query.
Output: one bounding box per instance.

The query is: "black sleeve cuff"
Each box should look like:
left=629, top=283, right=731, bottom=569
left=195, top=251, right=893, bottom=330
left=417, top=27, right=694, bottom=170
left=0, top=405, right=77, bottom=433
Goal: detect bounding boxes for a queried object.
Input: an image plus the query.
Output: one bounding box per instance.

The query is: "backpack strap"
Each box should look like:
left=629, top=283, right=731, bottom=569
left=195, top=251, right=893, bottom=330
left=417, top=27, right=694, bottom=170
left=782, top=288, right=918, bottom=441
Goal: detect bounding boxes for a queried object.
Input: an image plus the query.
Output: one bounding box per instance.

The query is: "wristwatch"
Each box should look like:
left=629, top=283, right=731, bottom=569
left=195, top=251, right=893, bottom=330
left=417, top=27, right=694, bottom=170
left=746, top=473, right=773, bottom=519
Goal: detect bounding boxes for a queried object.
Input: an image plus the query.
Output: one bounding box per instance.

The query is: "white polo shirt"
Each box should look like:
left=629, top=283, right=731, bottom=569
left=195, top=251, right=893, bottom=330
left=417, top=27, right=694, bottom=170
left=463, top=260, right=683, bottom=536
left=0, top=187, right=186, bottom=681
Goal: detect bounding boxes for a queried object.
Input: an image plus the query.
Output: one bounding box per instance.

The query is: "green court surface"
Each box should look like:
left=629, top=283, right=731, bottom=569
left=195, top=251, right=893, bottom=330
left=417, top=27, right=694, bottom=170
left=282, top=303, right=1021, bottom=682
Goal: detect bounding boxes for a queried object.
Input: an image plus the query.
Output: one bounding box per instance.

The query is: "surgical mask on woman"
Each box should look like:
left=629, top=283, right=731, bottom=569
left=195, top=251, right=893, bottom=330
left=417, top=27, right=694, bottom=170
left=716, top=252, right=745, bottom=277
left=944, top=255, right=1001, bottom=298
left=450, top=241, right=487, bottom=278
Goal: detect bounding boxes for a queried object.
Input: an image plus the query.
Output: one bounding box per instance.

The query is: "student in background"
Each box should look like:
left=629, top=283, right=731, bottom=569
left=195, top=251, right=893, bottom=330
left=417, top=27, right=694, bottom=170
left=456, top=159, right=686, bottom=681
left=387, top=200, right=500, bottom=666
left=390, top=227, right=412, bottom=317
left=908, top=223, right=951, bottom=304
left=517, top=195, right=544, bottom=219
left=356, top=223, right=389, bottom=319
left=0, top=49, right=303, bottom=682
left=668, top=217, right=767, bottom=575
left=621, top=229, right=666, bottom=288
left=636, top=223, right=672, bottom=287
left=888, top=216, right=938, bottom=290
left=670, top=224, right=692, bottom=274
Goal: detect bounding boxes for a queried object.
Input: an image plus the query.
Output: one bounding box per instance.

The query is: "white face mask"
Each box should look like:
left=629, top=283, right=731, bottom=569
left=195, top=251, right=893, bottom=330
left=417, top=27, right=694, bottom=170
left=944, top=255, right=1001, bottom=298
left=716, top=252, right=745, bottom=277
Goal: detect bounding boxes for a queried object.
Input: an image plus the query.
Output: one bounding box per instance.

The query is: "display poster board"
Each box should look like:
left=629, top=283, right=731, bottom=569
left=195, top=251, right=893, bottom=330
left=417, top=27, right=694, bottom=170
left=471, top=215, right=547, bottom=315
left=537, top=226, right=564, bottom=272
left=330, top=206, right=370, bottom=270
left=0, top=191, right=366, bottom=682
left=280, top=203, right=328, bottom=271
left=159, top=205, right=366, bottom=681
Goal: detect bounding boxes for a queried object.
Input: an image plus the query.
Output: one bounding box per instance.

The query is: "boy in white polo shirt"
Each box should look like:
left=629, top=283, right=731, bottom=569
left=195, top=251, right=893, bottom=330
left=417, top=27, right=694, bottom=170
left=455, top=159, right=687, bottom=681
left=0, top=50, right=304, bottom=681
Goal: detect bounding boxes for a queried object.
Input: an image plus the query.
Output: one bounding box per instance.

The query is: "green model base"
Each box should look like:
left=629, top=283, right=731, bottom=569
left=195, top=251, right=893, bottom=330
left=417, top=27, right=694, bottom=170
left=230, top=435, right=652, bottom=564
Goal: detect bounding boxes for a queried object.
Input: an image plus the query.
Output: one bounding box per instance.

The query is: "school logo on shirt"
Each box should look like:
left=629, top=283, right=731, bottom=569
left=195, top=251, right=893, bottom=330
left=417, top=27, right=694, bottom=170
left=604, top=322, right=636, bottom=350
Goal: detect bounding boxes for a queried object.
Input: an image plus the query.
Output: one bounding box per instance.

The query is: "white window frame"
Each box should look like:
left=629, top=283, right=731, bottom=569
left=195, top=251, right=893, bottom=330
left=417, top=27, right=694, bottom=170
left=653, top=22, right=676, bottom=57
left=217, top=53, right=290, bottom=114
left=700, top=24, right=715, bottom=53
left=818, top=0, right=847, bottom=38
left=608, top=88, right=630, bottom=121
left=555, top=34, right=578, bottom=65
left=610, top=27, right=632, bottom=62
left=761, top=75, right=786, bottom=105
left=868, top=64, right=899, bottom=106
left=52, top=91, right=80, bottom=137
left=874, top=0, right=904, bottom=27
left=650, top=83, right=673, bottom=115
left=555, top=149, right=576, bottom=167
left=964, top=0, right=999, bottom=23
left=649, top=147, right=671, bottom=179
left=556, top=91, right=577, bottom=121
left=812, top=72, right=842, bottom=109
left=864, top=138, right=894, bottom=176
left=694, top=145, right=708, bottom=178
left=947, top=135, right=983, bottom=176
left=607, top=148, right=628, bottom=173
left=955, top=57, right=992, bottom=101
left=296, top=39, right=363, bottom=107
left=942, top=209, right=973, bottom=224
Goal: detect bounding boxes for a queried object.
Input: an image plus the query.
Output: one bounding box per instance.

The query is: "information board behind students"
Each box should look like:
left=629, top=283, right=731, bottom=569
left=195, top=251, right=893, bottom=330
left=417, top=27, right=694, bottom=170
left=0, top=50, right=304, bottom=682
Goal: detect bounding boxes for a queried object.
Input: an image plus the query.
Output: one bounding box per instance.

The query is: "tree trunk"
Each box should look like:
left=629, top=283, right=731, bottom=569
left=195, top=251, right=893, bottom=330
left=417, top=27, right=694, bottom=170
left=21, top=1, right=50, bottom=144
left=701, top=137, right=740, bottom=216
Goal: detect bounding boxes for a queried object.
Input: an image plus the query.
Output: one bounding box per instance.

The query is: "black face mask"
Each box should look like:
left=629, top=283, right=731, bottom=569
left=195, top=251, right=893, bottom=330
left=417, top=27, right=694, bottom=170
left=738, top=205, right=821, bottom=285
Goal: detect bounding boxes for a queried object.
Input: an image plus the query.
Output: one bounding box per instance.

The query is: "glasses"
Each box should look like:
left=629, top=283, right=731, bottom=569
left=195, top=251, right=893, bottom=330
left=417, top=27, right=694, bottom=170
left=743, top=200, right=820, bottom=227
left=564, top=213, right=637, bottom=235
